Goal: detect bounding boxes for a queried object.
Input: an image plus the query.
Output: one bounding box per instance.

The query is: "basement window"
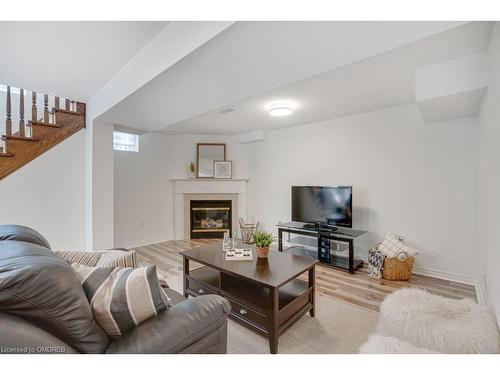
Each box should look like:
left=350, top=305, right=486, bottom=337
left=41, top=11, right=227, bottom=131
left=113, top=131, right=139, bottom=152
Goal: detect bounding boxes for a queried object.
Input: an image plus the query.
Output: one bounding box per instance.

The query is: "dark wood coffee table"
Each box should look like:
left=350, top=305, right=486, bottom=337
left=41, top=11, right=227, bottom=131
left=181, top=243, right=318, bottom=354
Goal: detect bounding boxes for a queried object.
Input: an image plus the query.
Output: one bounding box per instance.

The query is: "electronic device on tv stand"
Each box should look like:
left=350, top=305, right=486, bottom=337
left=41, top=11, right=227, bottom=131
left=304, top=222, right=338, bottom=231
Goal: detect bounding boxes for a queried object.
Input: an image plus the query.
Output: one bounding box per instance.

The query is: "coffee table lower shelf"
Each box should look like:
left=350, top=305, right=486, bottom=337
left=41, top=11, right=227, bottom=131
left=184, top=266, right=314, bottom=353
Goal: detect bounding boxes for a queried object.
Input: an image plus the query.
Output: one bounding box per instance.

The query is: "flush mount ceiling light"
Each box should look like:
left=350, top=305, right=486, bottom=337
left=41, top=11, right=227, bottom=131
left=267, top=101, right=295, bottom=117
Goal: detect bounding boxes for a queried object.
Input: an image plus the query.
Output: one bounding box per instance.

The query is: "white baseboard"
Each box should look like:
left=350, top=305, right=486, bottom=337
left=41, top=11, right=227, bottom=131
left=411, top=265, right=475, bottom=286
left=356, top=254, right=475, bottom=286
left=115, top=236, right=173, bottom=249
left=362, top=256, right=480, bottom=299
left=474, top=279, right=488, bottom=305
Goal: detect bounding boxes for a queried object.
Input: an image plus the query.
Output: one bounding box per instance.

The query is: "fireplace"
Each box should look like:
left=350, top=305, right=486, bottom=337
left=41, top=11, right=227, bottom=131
left=190, top=200, right=232, bottom=239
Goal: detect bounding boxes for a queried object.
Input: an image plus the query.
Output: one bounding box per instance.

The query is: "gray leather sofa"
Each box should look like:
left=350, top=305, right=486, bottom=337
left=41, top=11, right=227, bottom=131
left=0, top=225, right=230, bottom=354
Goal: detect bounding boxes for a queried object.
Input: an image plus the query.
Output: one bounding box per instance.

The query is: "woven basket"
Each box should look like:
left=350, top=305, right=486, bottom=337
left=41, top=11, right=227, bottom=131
left=382, top=252, right=415, bottom=281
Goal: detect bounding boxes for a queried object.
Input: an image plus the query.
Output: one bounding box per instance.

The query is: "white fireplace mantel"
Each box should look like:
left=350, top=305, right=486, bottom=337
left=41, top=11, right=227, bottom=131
left=171, top=178, right=249, bottom=195
left=171, top=178, right=249, bottom=240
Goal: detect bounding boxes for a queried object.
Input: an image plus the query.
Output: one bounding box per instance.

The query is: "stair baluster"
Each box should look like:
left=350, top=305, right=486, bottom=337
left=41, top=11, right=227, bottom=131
left=19, top=89, right=25, bottom=137
left=6, top=86, right=12, bottom=136
left=30, top=92, right=37, bottom=138
left=43, top=94, right=49, bottom=123
left=31, top=92, right=37, bottom=122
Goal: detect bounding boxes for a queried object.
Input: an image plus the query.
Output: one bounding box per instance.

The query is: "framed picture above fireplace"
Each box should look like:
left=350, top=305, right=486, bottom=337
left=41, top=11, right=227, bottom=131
left=196, top=143, right=226, bottom=178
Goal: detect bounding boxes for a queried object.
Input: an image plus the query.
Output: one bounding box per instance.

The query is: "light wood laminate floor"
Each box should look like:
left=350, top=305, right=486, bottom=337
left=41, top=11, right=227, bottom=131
left=132, top=239, right=477, bottom=312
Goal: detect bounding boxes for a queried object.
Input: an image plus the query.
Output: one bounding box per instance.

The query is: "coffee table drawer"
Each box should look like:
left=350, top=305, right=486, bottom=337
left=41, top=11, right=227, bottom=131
left=225, top=296, right=268, bottom=331
left=186, top=267, right=220, bottom=296
left=186, top=277, right=219, bottom=296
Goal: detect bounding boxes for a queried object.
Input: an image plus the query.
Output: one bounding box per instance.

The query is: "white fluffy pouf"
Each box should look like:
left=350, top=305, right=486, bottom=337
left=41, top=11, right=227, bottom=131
left=377, top=288, right=500, bottom=354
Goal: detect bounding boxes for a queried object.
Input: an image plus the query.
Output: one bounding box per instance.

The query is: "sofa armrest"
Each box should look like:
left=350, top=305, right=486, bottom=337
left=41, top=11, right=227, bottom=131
left=106, top=295, right=231, bottom=354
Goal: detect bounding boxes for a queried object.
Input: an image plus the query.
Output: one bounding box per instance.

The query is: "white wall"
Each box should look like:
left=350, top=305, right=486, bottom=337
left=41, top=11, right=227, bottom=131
left=92, top=122, right=114, bottom=250
left=113, top=132, right=173, bottom=247
left=113, top=132, right=249, bottom=247
left=247, top=103, right=477, bottom=283
left=0, top=130, right=86, bottom=249
left=476, top=22, right=500, bottom=321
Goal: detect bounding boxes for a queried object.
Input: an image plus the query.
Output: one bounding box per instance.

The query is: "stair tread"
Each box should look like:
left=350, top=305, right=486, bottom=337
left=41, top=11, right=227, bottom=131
left=29, top=120, right=61, bottom=128
left=54, top=108, right=83, bottom=115
left=2, top=135, right=39, bottom=141
left=0, top=147, right=14, bottom=157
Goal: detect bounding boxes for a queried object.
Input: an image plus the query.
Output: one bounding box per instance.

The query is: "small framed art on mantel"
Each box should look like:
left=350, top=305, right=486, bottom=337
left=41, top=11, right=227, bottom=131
left=214, top=160, right=232, bottom=179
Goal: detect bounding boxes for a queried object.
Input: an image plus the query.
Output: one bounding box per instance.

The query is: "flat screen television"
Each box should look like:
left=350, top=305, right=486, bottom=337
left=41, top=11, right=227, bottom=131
left=291, top=186, right=352, bottom=228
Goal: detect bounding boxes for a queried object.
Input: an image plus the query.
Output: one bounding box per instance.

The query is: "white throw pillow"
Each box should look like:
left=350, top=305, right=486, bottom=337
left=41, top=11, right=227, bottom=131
left=378, top=233, right=419, bottom=258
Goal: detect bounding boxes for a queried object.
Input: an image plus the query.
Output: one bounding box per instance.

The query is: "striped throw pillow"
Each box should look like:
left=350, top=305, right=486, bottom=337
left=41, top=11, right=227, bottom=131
left=55, top=249, right=139, bottom=268
left=71, top=263, right=169, bottom=337
left=95, top=250, right=139, bottom=268
left=55, top=250, right=102, bottom=266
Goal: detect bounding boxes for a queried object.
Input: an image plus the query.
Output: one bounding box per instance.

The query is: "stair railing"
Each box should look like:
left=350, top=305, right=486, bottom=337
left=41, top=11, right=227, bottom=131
left=1, top=83, right=82, bottom=155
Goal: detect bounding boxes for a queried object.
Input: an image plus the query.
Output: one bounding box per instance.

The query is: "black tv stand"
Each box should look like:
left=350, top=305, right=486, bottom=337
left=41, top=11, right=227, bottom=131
left=277, top=222, right=366, bottom=274
left=304, top=223, right=338, bottom=231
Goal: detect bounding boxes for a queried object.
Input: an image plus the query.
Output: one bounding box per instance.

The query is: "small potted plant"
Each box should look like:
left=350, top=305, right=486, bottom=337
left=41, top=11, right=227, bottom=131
left=253, top=230, right=274, bottom=258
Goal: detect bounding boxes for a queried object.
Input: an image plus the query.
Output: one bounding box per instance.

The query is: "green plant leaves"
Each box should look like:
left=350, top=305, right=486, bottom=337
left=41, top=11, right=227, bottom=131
left=253, top=230, right=274, bottom=248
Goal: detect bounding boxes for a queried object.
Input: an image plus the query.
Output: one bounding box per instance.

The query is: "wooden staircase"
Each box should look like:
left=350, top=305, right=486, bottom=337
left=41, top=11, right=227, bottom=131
left=0, top=85, right=86, bottom=180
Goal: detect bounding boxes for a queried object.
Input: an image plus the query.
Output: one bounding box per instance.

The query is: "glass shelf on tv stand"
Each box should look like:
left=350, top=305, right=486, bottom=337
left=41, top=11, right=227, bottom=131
left=276, top=221, right=366, bottom=273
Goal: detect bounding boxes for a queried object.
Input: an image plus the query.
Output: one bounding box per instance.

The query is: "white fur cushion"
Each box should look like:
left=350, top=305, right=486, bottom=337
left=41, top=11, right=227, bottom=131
left=359, top=334, right=438, bottom=354
left=377, top=288, right=500, bottom=354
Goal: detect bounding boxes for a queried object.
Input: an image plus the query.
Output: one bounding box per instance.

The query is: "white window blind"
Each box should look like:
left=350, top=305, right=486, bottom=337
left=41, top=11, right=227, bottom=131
left=113, top=131, right=139, bottom=152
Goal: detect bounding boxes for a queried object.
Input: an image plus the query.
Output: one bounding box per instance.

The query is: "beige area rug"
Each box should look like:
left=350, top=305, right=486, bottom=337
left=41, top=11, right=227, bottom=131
left=166, top=275, right=378, bottom=354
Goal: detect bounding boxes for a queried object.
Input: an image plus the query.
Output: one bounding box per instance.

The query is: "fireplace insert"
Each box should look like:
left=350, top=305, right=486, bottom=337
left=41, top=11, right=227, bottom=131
left=190, top=200, right=232, bottom=239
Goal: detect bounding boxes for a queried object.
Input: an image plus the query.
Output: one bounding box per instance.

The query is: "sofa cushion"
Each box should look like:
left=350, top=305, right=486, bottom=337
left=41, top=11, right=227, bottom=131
left=106, top=295, right=231, bottom=354
left=162, top=286, right=186, bottom=305
left=72, top=263, right=170, bottom=337
left=378, top=288, right=500, bottom=354
left=0, top=224, right=51, bottom=249
left=0, top=241, right=109, bottom=353
left=0, top=312, right=78, bottom=354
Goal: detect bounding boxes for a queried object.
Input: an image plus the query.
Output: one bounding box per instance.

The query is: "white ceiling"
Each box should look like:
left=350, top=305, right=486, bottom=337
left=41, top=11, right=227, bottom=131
left=0, top=21, right=167, bottom=101
left=167, top=22, right=494, bottom=134
left=97, top=21, right=470, bottom=132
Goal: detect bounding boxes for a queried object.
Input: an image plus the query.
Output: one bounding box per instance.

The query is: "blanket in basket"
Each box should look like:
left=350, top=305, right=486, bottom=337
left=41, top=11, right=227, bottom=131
left=368, top=248, right=385, bottom=279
